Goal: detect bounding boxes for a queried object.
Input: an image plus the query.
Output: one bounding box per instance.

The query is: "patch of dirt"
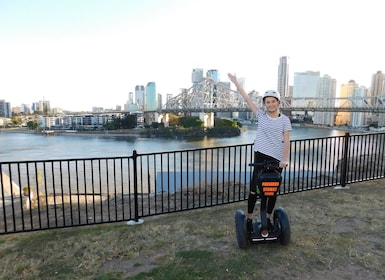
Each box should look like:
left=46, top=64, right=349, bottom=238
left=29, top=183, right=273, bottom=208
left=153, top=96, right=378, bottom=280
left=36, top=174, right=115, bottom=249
left=99, top=254, right=161, bottom=277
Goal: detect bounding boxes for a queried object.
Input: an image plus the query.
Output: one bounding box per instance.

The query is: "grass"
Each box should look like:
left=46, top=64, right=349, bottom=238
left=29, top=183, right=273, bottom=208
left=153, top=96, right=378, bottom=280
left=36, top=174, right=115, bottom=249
left=1, top=179, right=385, bottom=279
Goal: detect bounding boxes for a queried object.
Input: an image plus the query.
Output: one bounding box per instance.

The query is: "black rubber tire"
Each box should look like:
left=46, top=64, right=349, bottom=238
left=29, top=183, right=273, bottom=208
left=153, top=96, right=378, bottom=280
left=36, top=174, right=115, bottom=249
left=274, top=207, right=291, bottom=245
left=235, top=210, right=248, bottom=249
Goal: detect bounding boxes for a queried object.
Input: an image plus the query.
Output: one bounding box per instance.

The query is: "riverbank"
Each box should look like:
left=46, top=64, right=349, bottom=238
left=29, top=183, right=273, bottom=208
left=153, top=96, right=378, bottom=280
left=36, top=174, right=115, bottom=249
left=1, top=127, right=241, bottom=138
left=0, top=127, right=142, bottom=137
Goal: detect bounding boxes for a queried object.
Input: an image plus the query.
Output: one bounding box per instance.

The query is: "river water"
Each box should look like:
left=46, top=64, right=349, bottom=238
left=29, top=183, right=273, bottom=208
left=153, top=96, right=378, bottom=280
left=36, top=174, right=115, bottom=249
left=0, top=126, right=348, bottom=162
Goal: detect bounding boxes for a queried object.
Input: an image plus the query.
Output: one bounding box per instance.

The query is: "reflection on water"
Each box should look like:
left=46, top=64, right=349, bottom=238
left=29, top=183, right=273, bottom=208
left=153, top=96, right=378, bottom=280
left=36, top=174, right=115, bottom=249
left=0, top=126, right=348, bottom=162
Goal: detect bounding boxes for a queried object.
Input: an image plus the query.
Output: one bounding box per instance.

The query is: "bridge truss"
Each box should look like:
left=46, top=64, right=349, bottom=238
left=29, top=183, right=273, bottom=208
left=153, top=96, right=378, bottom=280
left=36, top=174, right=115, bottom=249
left=161, top=78, right=385, bottom=114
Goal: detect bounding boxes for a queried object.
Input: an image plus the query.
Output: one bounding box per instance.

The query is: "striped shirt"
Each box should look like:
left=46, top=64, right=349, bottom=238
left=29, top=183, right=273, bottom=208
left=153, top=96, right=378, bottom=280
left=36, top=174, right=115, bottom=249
left=253, top=110, right=292, bottom=161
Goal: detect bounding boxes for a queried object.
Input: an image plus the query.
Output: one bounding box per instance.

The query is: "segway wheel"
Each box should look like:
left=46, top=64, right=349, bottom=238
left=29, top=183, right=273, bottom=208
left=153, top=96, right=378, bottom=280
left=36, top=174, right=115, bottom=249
left=235, top=210, right=248, bottom=249
left=274, top=207, right=291, bottom=245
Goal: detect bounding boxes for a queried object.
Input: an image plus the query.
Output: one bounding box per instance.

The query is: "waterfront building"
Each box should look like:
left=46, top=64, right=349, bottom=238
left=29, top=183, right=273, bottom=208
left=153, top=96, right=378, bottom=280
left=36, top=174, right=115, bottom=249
left=38, top=100, right=51, bottom=114
left=369, top=71, right=385, bottom=127
left=292, top=71, right=321, bottom=115
left=31, top=102, right=39, bottom=113
left=20, top=104, right=31, bottom=114
left=12, top=106, right=21, bottom=115
left=335, top=80, right=358, bottom=126
left=369, top=71, right=384, bottom=100
left=135, top=85, right=145, bottom=110
left=0, top=99, right=11, bottom=118
left=124, top=103, right=139, bottom=112
left=145, top=82, right=157, bottom=111
left=313, top=74, right=337, bottom=127
left=351, top=86, right=368, bottom=128
left=128, top=92, right=134, bottom=104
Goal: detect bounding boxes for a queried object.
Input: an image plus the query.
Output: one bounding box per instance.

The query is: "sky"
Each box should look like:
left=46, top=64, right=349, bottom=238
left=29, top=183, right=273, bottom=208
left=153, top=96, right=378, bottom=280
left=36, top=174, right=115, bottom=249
left=0, top=0, right=384, bottom=112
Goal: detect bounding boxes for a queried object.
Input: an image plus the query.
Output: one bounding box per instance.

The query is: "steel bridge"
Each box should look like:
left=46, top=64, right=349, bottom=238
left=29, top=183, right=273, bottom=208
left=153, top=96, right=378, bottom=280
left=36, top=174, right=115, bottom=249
left=161, top=78, right=385, bottom=114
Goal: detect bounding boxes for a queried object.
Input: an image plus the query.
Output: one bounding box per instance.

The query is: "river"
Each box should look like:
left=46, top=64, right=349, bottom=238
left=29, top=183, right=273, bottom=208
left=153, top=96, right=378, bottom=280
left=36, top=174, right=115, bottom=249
left=0, top=126, right=349, bottom=162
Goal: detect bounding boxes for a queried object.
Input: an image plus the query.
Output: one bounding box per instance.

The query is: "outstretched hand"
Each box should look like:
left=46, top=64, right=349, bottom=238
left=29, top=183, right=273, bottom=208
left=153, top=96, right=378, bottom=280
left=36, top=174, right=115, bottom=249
left=228, top=73, right=237, bottom=84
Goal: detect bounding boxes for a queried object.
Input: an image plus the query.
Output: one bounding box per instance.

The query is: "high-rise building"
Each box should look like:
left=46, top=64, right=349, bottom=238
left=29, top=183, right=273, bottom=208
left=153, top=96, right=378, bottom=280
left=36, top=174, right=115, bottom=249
left=192, top=68, right=204, bottom=84
left=206, top=69, right=219, bottom=82
left=335, top=80, right=358, bottom=126
left=145, top=82, right=157, bottom=111
left=157, top=93, right=162, bottom=110
left=369, top=71, right=385, bottom=127
left=292, top=71, right=320, bottom=111
left=313, top=74, right=337, bottom=126
left=135, top=85, right=145, bottom=110
left=277, top=56, right=289, bottom=98
left=370, top=71, right=384, bottom=99
left=31, top=102, right=39, bottom=113
left=351, top=86, right=368, bottom=128
left=20, top=104, right=31, bottom=114
left=128, top=92, right=134, bottom=104
left=0, top=99, right=11, bottom=118
left=38, top=100, right=51, bottom=115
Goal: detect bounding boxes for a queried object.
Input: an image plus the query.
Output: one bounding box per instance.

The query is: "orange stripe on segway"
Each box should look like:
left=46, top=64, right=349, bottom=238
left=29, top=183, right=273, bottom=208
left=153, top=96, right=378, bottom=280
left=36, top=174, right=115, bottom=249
left=261, top=182, right=280, bottom=186
left=262, top=186, right=278, bottom=192
left=264, top=191, right=275, bottom=196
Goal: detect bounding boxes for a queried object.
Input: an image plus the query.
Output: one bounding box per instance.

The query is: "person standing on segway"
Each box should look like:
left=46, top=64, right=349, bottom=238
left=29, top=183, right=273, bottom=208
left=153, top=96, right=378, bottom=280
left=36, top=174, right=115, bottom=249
left=228, top=73, right=292, bottom=234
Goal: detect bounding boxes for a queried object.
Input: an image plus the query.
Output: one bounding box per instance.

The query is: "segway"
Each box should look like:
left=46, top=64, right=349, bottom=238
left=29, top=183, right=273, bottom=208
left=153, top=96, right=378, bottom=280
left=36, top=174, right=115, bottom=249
left=235, top=161, right=291, bottom=249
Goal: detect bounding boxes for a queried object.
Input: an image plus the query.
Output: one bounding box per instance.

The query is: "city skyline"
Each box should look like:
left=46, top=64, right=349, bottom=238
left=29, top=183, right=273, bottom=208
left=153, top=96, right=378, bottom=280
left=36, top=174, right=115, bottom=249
left=1, top=0, right=384, bottom=111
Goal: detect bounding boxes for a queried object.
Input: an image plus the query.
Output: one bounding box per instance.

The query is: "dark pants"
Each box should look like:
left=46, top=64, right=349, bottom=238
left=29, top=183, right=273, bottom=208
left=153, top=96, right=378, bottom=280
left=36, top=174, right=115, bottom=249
left=248, top=151, right=281, bottom=215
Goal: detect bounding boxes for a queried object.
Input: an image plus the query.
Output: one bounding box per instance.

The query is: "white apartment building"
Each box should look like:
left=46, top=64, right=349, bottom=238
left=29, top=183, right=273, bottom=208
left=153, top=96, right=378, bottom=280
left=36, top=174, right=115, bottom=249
left=312, top=75, right=337, bottom=127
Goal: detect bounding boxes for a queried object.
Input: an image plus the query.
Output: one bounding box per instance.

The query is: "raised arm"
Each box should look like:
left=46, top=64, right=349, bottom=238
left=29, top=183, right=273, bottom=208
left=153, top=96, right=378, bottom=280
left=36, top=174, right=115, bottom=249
left=280, top=130, right=291, bottom=168
left=228, top=73, right=258, bottom=115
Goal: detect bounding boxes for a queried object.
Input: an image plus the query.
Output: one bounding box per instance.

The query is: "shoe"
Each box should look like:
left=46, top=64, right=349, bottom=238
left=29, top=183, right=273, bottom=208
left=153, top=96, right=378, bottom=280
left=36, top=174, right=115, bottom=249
left=267, top=218, right=274, bottom=231
left=247, top=218, right=253, bottom=233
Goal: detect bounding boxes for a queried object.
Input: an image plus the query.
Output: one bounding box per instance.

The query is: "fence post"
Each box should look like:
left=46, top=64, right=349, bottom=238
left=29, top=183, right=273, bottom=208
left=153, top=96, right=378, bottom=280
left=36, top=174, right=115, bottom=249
left=335, top=132, right=350, bottom=189
left=127, top=150, right=144, bottom=225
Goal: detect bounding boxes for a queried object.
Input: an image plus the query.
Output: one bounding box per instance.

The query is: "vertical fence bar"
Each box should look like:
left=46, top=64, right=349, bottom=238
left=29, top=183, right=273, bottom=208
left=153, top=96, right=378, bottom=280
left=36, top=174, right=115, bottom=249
left=339, top=132, right=350, bottom=188
left=0, top=167, right=7, bottom=233
left=133, top=150, right=139, bottom=222
left=127, top=150, right=143, bottom=225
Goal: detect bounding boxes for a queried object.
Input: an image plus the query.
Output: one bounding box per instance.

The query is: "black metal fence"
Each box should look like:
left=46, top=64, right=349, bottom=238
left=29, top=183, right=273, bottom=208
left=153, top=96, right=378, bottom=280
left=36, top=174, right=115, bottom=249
left=1, top=132, right=384, bottom=235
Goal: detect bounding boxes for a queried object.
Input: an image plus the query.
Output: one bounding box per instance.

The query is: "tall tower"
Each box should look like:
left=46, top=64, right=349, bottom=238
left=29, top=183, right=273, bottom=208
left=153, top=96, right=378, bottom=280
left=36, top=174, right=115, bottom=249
left=0, top=99, right=11, bottom=118
left=277, top=56, right=289, bottom=98
left=335, top=80, right=358, bottom=126
left=135, top=85, right=145, bottom=110
left=145, top=82, right=157, bottom=111
left=313, top=74, right=337, bottom=126
left=370, top=71, right=385, bottom=99
left=369, top=71, right=385, bottom=127
left=351, top=86, right=368, bottom=128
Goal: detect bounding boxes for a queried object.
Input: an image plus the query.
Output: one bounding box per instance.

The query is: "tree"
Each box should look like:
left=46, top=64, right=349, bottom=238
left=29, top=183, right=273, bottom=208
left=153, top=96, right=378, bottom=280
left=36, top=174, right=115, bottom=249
left=168, top=114, right=180, bottom=127
left=179, top=116, right=204, bottom=128
left=11, top=116, right=22, bottom=126
left=26, top=120, right=38, bottom=130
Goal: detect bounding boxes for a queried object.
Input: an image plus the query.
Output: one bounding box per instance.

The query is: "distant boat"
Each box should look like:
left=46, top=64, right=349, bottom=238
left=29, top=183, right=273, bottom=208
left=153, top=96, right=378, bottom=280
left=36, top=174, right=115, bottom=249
left=42, top=130, right=55, bottom=135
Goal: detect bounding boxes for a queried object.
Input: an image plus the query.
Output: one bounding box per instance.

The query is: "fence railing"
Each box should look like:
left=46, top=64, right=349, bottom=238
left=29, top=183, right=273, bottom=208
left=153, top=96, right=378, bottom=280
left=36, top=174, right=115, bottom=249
left=1, top=132, right=384, bottom=235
